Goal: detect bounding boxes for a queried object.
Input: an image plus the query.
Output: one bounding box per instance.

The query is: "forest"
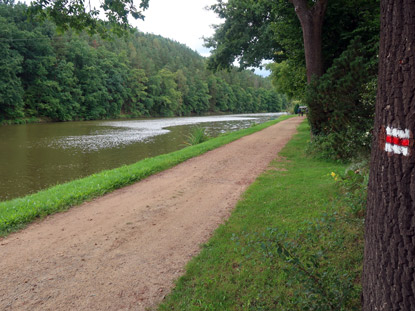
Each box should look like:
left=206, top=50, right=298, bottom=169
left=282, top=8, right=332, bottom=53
left=0, top=2, right=288, bottom=123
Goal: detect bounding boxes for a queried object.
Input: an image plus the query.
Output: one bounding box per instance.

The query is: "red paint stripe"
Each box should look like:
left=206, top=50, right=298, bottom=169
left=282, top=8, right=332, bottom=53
left=393, top=136, right=400, bottom=145
left=401, top=139, right=410, bottom=146
left=386, top=135, right=410, bottom=147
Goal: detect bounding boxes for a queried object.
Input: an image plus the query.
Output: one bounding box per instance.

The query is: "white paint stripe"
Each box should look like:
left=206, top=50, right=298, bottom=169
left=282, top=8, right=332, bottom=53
left=385, top=142, right=409, bottom=155
left=399, top=129, right=410, bottom=139
left=386, top=126, right=392, bottom=136
left=385, top=143, right=393, bottom=153
left=392, top=144, right=402, bottom=154
left=386, top=126, right=410, bottom=139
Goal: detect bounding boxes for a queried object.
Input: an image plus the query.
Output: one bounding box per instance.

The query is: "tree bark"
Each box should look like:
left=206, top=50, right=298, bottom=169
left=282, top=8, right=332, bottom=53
left=290, top=0, right=327, bottom=82
left=363, top=0, right=415, bottom=310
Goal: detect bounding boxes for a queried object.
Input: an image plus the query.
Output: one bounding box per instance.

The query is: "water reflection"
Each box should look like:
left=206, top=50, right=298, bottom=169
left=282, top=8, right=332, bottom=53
left=0, top=113, right=285, bottom=201
left=50, top=115, right=260, bottom=152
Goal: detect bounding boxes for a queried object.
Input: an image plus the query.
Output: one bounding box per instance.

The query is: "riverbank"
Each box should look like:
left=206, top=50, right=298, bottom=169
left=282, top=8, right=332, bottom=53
left=158, top=121, right=364, bottom=310
left=1, top=116, right=43, bottom=125
left=0, top=115, right=293, bottom=236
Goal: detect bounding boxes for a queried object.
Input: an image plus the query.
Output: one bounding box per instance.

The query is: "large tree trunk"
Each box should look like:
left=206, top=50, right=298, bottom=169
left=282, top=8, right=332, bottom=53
left=363, top=0, right=415, bottom=310
left=290, top=0, right=327, bottom=82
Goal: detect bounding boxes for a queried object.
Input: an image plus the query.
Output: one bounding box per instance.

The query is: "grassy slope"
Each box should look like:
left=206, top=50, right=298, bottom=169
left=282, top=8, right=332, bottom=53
left=158, top=122, right=363, bottom=310
left=0, top=115, right=293, bottom=236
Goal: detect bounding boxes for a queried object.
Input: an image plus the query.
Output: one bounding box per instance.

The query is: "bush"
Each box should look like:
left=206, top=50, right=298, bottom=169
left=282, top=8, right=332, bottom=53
left=307, top=127, right=372, bottom=161
left=332, top=161, right=369, bottom=218
left=306, top=37, right=377, bottom=161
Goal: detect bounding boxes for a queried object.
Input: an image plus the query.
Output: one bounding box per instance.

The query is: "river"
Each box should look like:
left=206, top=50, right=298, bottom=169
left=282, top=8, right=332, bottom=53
left=0, top=113, right=285, bottom=201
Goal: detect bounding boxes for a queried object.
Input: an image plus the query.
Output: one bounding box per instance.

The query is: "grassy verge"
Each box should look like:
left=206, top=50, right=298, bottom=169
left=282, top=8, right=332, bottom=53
left=0, top=115, right=293, bottom=237
left=158, top=122, right=364, bottom=310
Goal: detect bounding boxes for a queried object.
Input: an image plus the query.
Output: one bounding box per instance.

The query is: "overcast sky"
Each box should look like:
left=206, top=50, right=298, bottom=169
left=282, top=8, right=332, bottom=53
left=131, top=0, right=270, bottom=76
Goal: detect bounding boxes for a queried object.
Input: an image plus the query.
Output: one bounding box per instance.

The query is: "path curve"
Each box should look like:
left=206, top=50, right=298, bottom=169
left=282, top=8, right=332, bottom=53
left=0, top=117, right=303, bottom=311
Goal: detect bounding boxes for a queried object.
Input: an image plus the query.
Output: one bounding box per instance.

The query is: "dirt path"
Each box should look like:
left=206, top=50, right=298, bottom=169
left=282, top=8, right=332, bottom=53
left=0, top=117, right=303, bottom=311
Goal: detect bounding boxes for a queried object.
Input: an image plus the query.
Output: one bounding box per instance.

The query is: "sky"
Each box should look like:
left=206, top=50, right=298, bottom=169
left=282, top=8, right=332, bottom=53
left=132, top=0, right=219, bottom=58
left=131, top=0, right=271, bottom=76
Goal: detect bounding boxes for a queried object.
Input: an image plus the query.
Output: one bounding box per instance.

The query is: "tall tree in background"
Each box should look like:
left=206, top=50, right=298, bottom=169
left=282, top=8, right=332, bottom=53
left=363, top=0, right=415, bottom=309
left=0, top=15, right=24, bottom=120
left=289, top=0, right=327, bottom=82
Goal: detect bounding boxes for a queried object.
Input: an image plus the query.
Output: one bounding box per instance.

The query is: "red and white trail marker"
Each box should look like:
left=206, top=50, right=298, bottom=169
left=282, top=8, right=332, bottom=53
left=384, top=126, right=411, bottom=156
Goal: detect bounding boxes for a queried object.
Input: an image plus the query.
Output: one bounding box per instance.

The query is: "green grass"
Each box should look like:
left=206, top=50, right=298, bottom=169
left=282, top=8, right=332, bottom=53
left=158, top=122, right=364, bottom=310
left=0, top=115, right=293, bottom=236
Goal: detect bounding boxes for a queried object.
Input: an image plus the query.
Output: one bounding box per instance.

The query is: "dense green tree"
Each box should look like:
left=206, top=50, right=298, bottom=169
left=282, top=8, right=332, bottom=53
left=0, top=16, right=24, bottom=120
left=2, top=14, right=57, bottom=119
left=225, top=83, right=237, bottom=112
left=174, top=69, right=190, bottom=116
left=124, top=68, right=148, bottom=116
left=266, top=91, right=288, bottom=112
left=231, top=85, right=246, bottom=113
left=190, top=75, right=210, bottom=114
left=148, top=69, right=181, bottom=116
left=19, top=33, right=59, bottom=118
left=98, top=48, right=129, bottom=117
left=65, top=39, right=103, bottom=119
left=268, top=60, right=306, bottom=100
left=207, top=75, right=218, bottom=112
left=215, top=78, right=231, bottom=112
left=205, top=0, right=282, bottom=71
left=51, top=60, right=82, bottom=120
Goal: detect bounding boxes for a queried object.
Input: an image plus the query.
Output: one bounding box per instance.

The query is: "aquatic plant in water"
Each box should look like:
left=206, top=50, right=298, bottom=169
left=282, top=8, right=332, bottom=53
left=184, top=127, right=210, bottom=146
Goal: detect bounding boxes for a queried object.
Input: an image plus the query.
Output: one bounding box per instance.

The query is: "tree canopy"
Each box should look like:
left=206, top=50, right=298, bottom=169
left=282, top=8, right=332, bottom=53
left=27, top=0, right=150, bottom=35
left=206, top=0, right=379, bottom=89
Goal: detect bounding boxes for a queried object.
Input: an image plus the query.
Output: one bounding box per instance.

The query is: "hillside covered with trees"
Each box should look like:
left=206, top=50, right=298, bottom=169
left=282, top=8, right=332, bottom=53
left=0, top=2, right=288, bottom=123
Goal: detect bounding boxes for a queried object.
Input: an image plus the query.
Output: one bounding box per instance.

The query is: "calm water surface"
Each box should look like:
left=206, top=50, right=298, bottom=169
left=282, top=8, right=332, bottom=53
left=0, top=113, right=285, bottom=201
